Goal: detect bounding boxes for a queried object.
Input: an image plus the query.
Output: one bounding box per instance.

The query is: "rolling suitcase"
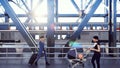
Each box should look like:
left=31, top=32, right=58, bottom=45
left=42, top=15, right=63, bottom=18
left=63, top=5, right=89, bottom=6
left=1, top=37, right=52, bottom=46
left=28, top=53, right=38, bottom=65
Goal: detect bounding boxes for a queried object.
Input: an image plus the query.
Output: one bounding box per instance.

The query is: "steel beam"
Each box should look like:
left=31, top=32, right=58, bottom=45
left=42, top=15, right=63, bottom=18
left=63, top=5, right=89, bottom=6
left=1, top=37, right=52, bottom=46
left=70, top=0, right=102, bottom=39
left=47, top=0, right=55, bottom=57
left=0, top=0, right=38, bottom=52
left=57, top=14, right=108, bottom=17
left=112, top=0, right=117, bottom=55
left=0, top=22, right=108, bottom=27
left=55, top=0, right=58, bottom=23
left=71, top=0, right=80, bottom=12
left=84, top=0, right=93, bottom=10
left=4, top=12, right=9, bottom=23
left=108, top=0, right=117, bottom=56
left=112, top=0, right=117, bottom=45
left=1, top=14, right=120, bottom=17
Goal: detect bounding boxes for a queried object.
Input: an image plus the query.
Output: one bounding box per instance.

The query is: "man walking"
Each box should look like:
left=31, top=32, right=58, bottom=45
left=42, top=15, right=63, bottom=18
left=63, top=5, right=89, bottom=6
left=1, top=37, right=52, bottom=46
left=34, top=36, right=50, bottom=65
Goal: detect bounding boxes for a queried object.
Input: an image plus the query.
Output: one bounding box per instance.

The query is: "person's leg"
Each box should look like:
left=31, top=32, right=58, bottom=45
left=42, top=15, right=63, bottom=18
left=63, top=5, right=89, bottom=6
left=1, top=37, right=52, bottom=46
left=34, top=47, right=44, bottom=63
left=91, top=55, right=96, bottom=68
left=44, top=49, right=48, bottom=62
left=44, top=49, right=50, bottom=65
left=96, top=55, right=101, bottom=68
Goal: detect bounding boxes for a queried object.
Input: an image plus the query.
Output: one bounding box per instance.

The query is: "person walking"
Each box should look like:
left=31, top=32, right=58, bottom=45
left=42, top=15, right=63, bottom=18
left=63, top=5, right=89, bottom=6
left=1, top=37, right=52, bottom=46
left=89, top=36, right=101, bottom=68
left=34, top=36, right=50, bottom=65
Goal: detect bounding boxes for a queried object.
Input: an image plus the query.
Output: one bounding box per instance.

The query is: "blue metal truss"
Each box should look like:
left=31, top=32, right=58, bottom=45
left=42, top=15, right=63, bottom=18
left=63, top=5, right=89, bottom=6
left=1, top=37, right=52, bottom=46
left=46, top=0, right=55, bottom=57
left=0, top=0, right=38, bottom=52
left=112, top=0, right=117, bottom=45
left=0, top=0, right=118, bottom=47
left=71, top=0, right=80, bottom=12
left=70, top=0, right=102, bottom=39
left=108, top=0, right=117, bottom=55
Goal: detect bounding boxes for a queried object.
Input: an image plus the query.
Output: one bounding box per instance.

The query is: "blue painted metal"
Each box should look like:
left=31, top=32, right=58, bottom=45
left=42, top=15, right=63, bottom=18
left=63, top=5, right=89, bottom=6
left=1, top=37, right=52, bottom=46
left=0, top=24, right=9, bottom=30
left=4, top=12, right=9, bottom=23
left=21, top=0, right=30, bottom=11
left=80, top=0, right=83, bottom=10
left=0, top=14, right=5, bottom=17
left=1, top=14, right=120, bottom=18
left=55, top=0, right=58, bottom=23
left=70, top=0, right=102, bottom=39
left=71, top=0, right=80, bottom=12
left=0, top=0, right=38, bottom=52
left=47, top=0, right=55, bottom=57
left=21, top=0, right=38, bottom=23
left=104, top=0, right=108, bottom=28
left=0, top=22, right=108, bottom=27
left=84, top=0, right=93, bottom=10
left=112, top=0, right=117, bottom=46
left=57, top=14, right=108, bottom=17
left=108, top=0, right=113, bottom=48
left=108, top=0, right=117, bottom=56
left=21, top=0, right=31, bottom=23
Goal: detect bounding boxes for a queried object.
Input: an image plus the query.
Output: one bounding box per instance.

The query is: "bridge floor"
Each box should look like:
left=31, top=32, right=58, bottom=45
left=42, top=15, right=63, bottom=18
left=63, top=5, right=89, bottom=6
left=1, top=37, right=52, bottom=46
left=0, top=58, right=120, bottom=68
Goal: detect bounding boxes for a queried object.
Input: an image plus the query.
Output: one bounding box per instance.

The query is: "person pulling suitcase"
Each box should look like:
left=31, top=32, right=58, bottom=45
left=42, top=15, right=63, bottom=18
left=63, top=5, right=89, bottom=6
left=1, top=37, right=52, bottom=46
left=29, top=36, right=50, bottom=66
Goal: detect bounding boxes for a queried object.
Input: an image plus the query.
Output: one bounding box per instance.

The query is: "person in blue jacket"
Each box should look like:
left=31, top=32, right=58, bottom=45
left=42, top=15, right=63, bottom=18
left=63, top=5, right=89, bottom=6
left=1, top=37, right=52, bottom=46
left=34, top=36, right=50, bottom=65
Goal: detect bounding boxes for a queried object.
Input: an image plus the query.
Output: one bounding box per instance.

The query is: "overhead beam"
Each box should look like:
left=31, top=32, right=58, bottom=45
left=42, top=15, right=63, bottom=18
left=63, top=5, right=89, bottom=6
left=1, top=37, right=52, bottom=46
left=0, top=0, right=38, bottom=52
left=1, top=14, right=120, bottom=17
left=70, top=0, right=102, bottom=39
left=71, top=0, right=80, bottom=12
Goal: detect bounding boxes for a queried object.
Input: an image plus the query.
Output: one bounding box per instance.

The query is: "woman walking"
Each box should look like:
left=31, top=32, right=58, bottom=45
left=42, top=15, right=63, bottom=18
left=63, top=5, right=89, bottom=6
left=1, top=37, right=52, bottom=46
left=89, top=36, right=101, bottom=68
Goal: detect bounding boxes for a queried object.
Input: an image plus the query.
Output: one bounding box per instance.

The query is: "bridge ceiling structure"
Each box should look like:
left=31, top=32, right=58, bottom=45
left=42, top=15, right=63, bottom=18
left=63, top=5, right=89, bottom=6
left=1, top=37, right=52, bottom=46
left=0, top=0, right=120, bottom=52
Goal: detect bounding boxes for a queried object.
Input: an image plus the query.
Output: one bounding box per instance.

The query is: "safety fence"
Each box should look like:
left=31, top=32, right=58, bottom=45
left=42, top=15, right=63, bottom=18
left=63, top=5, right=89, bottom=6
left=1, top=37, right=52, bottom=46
left=0, top=42, right=120, bottom=59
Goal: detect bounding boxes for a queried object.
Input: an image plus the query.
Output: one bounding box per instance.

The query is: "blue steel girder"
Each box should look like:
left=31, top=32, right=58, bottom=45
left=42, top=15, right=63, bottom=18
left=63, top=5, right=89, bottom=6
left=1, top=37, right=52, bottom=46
left=108, top=0, right=117, bottom=56
left=0, top=0, right=38, bottom=52
left=0, top=14, right=110, bottom=17
left=47, top=0, right=55, bottom=57
left=111, top=0, right=117, bottom=46
left=55, top=0, right=58, bottom=23
left=21, top=0, right=38, bottom=23
left=57, top=14, right=108, bottom=17
left=84, top=0, right=93, bottom=10
left=71, top=0, right=93, bottom=22
left=0, top=22, right=108, bottom=27
left=113, top=0, right=117, bottom=44
left=70, top=0, right=102, bottom=39
left=71, top=0, right=80, bottom=12
left=1, top=13, right=120, bottom=18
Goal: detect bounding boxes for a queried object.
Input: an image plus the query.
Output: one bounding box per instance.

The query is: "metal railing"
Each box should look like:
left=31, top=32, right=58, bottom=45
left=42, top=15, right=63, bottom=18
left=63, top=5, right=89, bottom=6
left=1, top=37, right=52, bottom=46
left=0, top=42, right=120, bottom=59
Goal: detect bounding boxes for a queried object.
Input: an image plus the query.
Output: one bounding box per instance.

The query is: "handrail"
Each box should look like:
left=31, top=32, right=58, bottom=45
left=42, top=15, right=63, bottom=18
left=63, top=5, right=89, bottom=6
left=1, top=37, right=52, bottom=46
left=0, top=43, right=120, bottom=59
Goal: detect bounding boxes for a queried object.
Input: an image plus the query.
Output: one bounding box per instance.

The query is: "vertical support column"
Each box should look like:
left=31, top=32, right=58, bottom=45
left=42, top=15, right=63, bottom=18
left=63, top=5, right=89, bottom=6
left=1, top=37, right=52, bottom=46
left=108, top=0, right=113, bottom=56
left=2, top=10, right=10, bottom=40
left=108, top=0, right=117, bottom=56
left=55, top=0, right=58, bottom=40
left=0, top=0, right=38, bottom=52
left=112, top=0, right=117, bottom=55
left=55, top=0, right=58, bottom=23
left=80, top=0, right=83, bottom=10
left=47, top=0, right=55, bottom=57
left=104, top=0, right=108, bottom=28
left=4, top=12, right=9, bottom=23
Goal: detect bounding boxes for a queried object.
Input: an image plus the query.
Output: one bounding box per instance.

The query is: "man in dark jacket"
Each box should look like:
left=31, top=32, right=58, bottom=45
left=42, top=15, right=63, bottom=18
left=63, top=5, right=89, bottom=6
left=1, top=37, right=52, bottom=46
left=34, top=36, right=50, bottom=65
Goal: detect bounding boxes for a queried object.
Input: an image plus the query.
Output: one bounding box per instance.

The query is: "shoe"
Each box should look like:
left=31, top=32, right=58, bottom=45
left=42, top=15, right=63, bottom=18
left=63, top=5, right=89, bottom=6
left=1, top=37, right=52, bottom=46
left=35, top=62, right=38, bottom=66
left=46, top=62, right=50, bottom=65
